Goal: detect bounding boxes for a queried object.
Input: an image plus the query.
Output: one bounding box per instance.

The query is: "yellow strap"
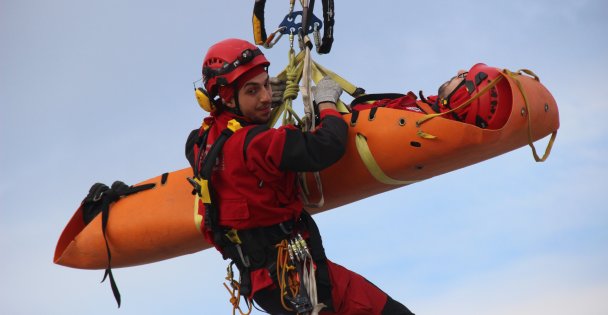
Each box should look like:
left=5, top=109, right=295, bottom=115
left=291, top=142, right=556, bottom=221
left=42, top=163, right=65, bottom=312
left=225, top=229, right=242, bottom=244
left=311, top=60, right=361, bottom=96
left=193, top=178, right=211, bottom=203
left=227, top=119, right=243, bottom=132
left=194, top=195, right=203, bottom=232
left=310, top=62, right=350, bottom=113
left=193, top=177, right=211, bottom=232
left=416, top=130, right=437, bottom=139
left=503, top=69, right=557, bottom=162
left=416, top=75, right=505, bottom=128
left=529, top=130, right=557, bottom=162
left=517, top=68, right=540, bottom=81
left=355, top=133, right=418, bottom=185
left=272, top=50, right=358, bottom=118
left=252, top=15, right=264, bottom=45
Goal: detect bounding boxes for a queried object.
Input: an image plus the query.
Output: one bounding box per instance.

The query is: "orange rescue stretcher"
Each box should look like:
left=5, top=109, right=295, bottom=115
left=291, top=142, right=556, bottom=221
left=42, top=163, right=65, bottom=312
left=54, top=65, right=559, bottom=269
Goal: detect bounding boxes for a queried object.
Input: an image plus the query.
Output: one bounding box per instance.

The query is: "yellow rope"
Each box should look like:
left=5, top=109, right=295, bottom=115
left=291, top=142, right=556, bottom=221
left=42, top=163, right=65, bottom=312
left=268, top=50, right=305, bottom=128
left=503, top=69, right=557, bottom=162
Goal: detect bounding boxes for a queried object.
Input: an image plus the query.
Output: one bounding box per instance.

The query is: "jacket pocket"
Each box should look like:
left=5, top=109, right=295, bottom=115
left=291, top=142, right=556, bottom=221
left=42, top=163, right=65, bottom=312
left=219, top=198, right=251, bottom=223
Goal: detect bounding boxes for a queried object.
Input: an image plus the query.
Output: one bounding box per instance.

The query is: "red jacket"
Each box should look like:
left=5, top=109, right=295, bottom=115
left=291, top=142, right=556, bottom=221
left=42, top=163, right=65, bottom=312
left=186, top=108, right=347, bottom=238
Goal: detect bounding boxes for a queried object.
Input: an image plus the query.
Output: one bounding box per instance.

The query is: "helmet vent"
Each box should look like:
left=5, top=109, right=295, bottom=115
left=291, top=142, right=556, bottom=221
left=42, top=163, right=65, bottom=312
left=205, top=57, right=223, bottom=67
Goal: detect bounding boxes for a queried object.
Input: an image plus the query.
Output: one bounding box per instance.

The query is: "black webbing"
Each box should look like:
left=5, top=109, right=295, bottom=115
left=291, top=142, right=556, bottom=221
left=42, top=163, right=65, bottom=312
left=350, top=93, right=405, bottom=109
left=200, top=129, right=234, bottom=180
left=302, top=0, right=335, bottom=54
left=193, top=128, right=210, bottom=179
left=93, top=181, right=156, bottom=307
left=302, top=0, right=315, bottom=41
left=317, top=0, right=335, bottom=54
left=350, top=110, right=360, bottom=126
left=252, top=0, right=267, bottom=44
left=199, top=129, right=235, bottom=233
left=243, top=125, right=269, bottom=160
left=369, top=107, right=378, bottom=120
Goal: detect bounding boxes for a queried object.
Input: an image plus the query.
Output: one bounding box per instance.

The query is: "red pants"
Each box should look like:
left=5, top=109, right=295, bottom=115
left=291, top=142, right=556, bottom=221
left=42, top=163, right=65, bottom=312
left=253, top=259, right=414, bottom=315
left=321, top=260, right=413, bottom=315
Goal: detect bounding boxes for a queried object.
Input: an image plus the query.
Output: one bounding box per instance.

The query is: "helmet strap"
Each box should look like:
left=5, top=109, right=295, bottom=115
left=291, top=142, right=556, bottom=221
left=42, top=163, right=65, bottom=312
left=444, top=79, right=469, bottom=107
left=225, top=87, right=244, bottom=117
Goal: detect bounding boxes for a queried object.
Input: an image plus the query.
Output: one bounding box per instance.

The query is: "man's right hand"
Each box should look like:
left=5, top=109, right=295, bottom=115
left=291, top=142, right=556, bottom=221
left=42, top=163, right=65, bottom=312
left=313, top=76, right=343, bottom=105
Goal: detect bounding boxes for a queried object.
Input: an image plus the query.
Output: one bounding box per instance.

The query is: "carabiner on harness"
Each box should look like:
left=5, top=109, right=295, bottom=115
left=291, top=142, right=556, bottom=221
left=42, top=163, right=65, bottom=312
left=275, top=233, right=321, bottom=314
left=223, top=262, right=253, bottom=315
left=225, top=229, right=251, bottom=268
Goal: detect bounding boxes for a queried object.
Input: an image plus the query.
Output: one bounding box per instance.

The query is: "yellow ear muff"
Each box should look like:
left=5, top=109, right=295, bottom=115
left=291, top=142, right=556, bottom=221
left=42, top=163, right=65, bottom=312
left=195, top=87, right=216, bottom=112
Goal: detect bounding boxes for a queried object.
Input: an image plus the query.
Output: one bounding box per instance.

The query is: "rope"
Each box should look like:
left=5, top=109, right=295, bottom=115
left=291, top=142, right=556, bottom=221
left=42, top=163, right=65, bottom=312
left=283, top=48, right=303, bottom=126
left=503, top=69, right=557, bottom=162
left=223, top=263, right=253, bottom=315
left=268, top=32, right=327, bottom=209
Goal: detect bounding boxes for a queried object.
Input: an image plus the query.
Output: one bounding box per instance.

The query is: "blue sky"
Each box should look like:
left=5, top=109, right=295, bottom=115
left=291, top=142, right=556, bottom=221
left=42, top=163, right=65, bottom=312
left=1, top=0, right=607, bottom=314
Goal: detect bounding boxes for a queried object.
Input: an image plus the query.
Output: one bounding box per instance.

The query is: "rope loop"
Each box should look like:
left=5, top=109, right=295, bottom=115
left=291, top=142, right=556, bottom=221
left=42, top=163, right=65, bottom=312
left=503, top=69, right=556, bottom=162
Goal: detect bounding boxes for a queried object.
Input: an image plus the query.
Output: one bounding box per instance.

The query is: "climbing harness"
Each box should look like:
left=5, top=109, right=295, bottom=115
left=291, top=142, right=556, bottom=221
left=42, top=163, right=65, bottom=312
left=188, top=119, right=257, bottom=312
left=190, top=119, right=242, bottom=240
left=188, top=117, right=330, bottom=314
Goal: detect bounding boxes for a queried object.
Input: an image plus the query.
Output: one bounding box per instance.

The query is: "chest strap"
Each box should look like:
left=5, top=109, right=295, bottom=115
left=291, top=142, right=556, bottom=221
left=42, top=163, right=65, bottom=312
left=190, top=119, right=242, bottom=235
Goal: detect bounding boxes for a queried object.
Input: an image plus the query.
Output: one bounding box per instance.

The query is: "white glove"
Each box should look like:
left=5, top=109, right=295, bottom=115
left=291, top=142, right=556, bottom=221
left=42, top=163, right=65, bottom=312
left=313, top=76, right=342, bottom=104
left=269, top=77, right=286, bottom=108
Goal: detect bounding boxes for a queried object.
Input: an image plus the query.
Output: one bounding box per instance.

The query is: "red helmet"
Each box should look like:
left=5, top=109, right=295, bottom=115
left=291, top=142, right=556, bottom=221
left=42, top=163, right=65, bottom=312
left=202, top=38, right=270, bottom=98
left=449, top=63, right=511, bottom=129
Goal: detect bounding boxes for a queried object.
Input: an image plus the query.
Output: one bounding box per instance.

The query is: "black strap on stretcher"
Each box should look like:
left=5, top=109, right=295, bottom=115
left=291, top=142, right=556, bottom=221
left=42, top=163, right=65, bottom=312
left=81, top=180, right=156, bottom=307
